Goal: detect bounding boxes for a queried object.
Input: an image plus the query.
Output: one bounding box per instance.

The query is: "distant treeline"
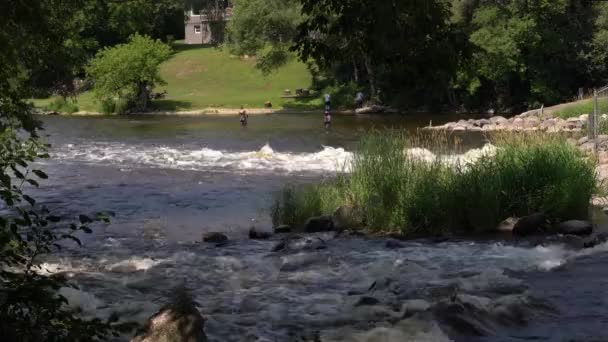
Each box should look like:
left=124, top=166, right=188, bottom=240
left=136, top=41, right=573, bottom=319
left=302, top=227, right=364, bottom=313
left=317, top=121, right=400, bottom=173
left=227, top=0, right=608, bottom=112
left=10, top=0, right=608, bottom=113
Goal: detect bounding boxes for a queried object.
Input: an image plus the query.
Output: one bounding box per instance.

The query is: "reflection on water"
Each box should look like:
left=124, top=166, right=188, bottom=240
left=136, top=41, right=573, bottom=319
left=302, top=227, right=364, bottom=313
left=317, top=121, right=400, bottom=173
left=28, top=114, right=608, bottom=341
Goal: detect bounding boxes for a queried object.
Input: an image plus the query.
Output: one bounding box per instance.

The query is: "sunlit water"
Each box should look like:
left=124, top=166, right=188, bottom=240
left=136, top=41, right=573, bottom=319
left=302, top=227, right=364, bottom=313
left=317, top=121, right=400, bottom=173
left=29, top=114, right=608, bottom=341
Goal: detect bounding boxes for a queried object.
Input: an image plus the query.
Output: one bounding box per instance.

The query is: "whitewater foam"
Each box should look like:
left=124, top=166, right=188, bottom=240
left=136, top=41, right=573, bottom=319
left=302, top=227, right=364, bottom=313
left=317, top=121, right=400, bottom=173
left=53, top=142, right=500, bottom=174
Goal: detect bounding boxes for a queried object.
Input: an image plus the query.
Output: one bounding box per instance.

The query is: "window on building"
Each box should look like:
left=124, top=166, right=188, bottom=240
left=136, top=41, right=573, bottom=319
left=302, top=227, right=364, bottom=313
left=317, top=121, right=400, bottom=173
left=194, top=25, right=201, bottom=34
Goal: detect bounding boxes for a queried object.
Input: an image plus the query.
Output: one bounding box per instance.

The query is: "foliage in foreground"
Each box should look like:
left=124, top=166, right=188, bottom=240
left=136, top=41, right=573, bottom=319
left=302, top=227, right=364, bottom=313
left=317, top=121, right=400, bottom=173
left=87, top=34, right=172, bottom=114
left=0, top=130, right=131, bottom=340
left=271, top=132, right=596, bottom=236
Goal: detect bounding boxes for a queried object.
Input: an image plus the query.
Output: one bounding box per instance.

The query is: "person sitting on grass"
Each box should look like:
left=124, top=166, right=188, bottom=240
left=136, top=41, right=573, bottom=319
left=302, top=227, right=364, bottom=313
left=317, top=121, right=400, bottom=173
left=239, top=106, right=248, bottom=126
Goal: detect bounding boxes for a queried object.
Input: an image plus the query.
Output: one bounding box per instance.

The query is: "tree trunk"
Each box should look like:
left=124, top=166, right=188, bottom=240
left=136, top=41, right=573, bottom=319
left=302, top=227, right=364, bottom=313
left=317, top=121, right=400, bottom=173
left=137, top=83, right=149, bottom=112
left=352, top=58, right=359, bottom=83
left=362, top=53, right=378, bottom=103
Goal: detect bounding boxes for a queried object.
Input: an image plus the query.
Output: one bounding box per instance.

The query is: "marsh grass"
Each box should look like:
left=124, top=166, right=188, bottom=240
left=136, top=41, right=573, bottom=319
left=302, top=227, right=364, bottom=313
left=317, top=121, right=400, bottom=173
left=271, top=131, right=596, bottom=236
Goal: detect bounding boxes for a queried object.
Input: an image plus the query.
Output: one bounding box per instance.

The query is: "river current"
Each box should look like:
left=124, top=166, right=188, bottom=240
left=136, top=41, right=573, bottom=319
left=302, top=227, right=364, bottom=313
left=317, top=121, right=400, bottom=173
left=31, top=114, right=608, bottom=341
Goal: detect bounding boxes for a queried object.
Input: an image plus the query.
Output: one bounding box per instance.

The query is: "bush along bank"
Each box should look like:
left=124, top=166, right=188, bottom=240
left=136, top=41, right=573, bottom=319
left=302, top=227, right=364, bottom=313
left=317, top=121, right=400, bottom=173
left=270, top=132, right=597, bottom=238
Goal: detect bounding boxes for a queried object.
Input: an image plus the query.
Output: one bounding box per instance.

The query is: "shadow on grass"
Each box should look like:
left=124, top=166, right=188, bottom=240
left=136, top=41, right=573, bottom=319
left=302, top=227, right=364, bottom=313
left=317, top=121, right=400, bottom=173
left=171, top=42, right=220, bottom=54
left=282, top=95, right=323, bottom=111
left=152, top=100, right=194, bottom=111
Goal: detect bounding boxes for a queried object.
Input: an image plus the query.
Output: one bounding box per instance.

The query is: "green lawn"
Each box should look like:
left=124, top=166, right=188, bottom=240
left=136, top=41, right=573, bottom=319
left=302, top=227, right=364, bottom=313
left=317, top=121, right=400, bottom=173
left=551, top=97, right=608, bottom=119
left=31, top=43, right=316, bottom=112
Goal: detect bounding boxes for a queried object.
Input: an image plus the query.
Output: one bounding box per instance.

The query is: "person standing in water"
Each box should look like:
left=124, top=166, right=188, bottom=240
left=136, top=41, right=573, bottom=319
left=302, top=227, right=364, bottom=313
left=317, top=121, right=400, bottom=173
left=355, top=91, right=364, bottom=109
left=324, top=110, right=331, bottom=129
left=324, top=93, right=331, bottom=111
left=239, top=106, right=248, bottom=126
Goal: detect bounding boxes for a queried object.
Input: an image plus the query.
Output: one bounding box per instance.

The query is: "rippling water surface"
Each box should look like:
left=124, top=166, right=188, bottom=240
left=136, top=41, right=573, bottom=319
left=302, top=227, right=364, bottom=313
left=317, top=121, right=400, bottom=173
left=32, top=114, right=608, bottom=341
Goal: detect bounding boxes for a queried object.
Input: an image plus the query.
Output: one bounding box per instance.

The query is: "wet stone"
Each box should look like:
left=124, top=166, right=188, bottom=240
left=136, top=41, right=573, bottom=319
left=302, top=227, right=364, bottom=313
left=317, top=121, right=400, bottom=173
left=249, top=227, right=272, bottom=240
left=556, top=220, right=593, bottom=236
left=202, top=232, right=228, bottom=243
left=274, top=225, right=291, bottom=234
left=304, top=215, right=335, bottom=233
left=513, top=213, right=547, bottom=236
left=385, top=239, right=405, bottom=249
left=355, top=296, right=380, bottom=307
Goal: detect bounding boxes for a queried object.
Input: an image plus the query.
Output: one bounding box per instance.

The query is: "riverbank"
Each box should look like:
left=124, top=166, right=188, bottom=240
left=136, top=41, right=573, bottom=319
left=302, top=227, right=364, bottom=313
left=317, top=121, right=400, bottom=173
left=36, top=107, right=363, bottom=117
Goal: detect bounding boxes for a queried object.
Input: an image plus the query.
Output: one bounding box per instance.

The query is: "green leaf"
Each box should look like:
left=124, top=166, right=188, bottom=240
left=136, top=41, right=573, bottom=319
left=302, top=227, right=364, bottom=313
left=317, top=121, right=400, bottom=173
left=26, top=179, right=39, bottom=187
left=32, top=169, right=48, bottom=179
left=23, top=194, right=36, bottom=206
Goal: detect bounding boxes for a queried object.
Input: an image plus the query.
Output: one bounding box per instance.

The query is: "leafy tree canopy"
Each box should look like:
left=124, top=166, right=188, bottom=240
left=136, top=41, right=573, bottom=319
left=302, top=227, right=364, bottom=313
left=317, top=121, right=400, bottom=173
left=87, top=34, right=172, bottom=113
left=227, top=0, right=302, bottom=73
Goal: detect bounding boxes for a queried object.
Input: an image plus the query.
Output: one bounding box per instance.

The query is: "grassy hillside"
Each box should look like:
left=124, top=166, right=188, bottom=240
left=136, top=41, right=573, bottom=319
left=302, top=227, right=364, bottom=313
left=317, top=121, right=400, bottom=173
left=32, top=43, right=315, bottom=112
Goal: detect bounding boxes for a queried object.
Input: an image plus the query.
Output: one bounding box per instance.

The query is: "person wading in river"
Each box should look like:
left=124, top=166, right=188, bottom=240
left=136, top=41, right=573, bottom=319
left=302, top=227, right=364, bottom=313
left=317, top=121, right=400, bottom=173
left=324, top=93, right=331, bottom=112
left=324, top=110, right=331, bottom=129
left=239, top=106, right=248, bottom=127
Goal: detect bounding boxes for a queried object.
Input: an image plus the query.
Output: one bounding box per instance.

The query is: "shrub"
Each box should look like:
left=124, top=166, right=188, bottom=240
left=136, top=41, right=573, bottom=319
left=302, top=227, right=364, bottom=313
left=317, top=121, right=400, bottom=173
left=46, top=97, right=79, bottom=114
left=270, top=131, right=596, bottom=236
left=87, top=34, right=172, bottom=114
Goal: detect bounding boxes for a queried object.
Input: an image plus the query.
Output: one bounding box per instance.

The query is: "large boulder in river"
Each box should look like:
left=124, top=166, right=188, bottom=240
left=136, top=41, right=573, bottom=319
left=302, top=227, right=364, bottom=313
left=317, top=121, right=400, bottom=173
left=332, top=205, right=363, bottom=230
left=274, top=225, right=291, bottom=234
left=249, top=227, right=272, bottom=240
left=132, top=289, right=208, bottom=342
left=202, top=232, right=228, bottom=243
left=496, top=217, right=518, bottom=233
left=304, top=216, right=335, bottom=233
left=512, top=213, right=548, bottom=236
left=556, top=220, right=593, bottom=236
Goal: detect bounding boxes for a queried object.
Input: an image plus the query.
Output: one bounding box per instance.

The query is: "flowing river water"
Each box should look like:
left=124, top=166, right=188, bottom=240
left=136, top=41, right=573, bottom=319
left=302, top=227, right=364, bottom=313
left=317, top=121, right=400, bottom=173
left=32, top=114, right=608, bottom=341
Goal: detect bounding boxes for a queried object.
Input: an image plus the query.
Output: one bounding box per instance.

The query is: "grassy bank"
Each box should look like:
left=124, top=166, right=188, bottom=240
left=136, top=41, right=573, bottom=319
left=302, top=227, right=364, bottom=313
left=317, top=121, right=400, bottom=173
left=31, top=43, right=314, bottom=113
left=271, top=132, right=596, bottom=236
left=551, top=97, right=608, bottom=119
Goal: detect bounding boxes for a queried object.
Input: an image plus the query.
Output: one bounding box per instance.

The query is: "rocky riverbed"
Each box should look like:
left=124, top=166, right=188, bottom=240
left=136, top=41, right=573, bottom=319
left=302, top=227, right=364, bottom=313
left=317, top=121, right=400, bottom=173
left=427, top=110, right=594, bottom=133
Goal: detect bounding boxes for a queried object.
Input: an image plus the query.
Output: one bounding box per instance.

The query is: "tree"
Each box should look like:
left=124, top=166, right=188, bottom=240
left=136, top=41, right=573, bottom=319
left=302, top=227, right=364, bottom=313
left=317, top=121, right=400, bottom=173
left=87, top=34, right=172, bottom=113
left=463, top=0, right=596, bottom=110
left=293, top=0, right=455, bottom=106
left=227, top=0, right=302, bottom=73
left=0, top=0, right=131, bottom=339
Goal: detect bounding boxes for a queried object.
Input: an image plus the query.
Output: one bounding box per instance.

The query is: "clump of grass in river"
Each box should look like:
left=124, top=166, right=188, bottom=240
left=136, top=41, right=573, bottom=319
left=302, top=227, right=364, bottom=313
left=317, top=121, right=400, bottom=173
left=271, top=131, right=597, bottom=237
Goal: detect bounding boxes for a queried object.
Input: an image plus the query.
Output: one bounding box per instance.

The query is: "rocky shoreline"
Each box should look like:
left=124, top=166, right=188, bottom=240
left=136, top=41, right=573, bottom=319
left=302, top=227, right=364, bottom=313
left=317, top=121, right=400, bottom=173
left=426, top=110, right=592, bottom=133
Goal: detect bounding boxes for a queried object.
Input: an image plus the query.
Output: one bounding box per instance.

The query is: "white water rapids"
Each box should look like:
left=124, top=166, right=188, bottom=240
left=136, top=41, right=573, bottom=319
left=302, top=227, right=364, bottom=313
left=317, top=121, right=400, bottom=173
left=34, top=137, right=608, bottom=341
left=53, top=142, right=497, bottom=173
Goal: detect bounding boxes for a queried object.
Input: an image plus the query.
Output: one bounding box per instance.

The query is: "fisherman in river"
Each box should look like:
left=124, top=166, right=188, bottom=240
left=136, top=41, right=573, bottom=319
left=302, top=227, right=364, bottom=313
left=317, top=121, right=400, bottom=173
left=324, top=110, right=331, bottom=129
left=239, top=106, right=248, bottom=126
left=324, top=93, right=331, bottom=112
left=355, top=91, right=364, bottom=109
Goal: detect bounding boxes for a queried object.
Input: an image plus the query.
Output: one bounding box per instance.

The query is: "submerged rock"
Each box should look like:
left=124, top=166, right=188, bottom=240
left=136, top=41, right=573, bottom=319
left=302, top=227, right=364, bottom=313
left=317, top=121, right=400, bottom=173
left=583, top=233, right=608, bottom=248
left=304, top=216, right=335, bottom=233
left=496, top=217, right=518, bottom=233
left=249, top=227, right=272, bottom=240
left=132, top=288, right=207, bottom=342
left=556, top=220, right=593, bottom=236
left=355, top=296, right=380, bottom=307
left=512, top=213, right=547, bottom=236
left=385, top=239, right=405, bottom=249
left=274, top=225, right=291, bottom=234
left=202, top=232, right=228, bottom=244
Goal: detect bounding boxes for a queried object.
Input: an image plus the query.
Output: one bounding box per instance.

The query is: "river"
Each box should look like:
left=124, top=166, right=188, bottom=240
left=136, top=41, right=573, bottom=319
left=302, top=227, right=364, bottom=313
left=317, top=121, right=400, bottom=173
left=31, top=113, right=608, bottom=341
